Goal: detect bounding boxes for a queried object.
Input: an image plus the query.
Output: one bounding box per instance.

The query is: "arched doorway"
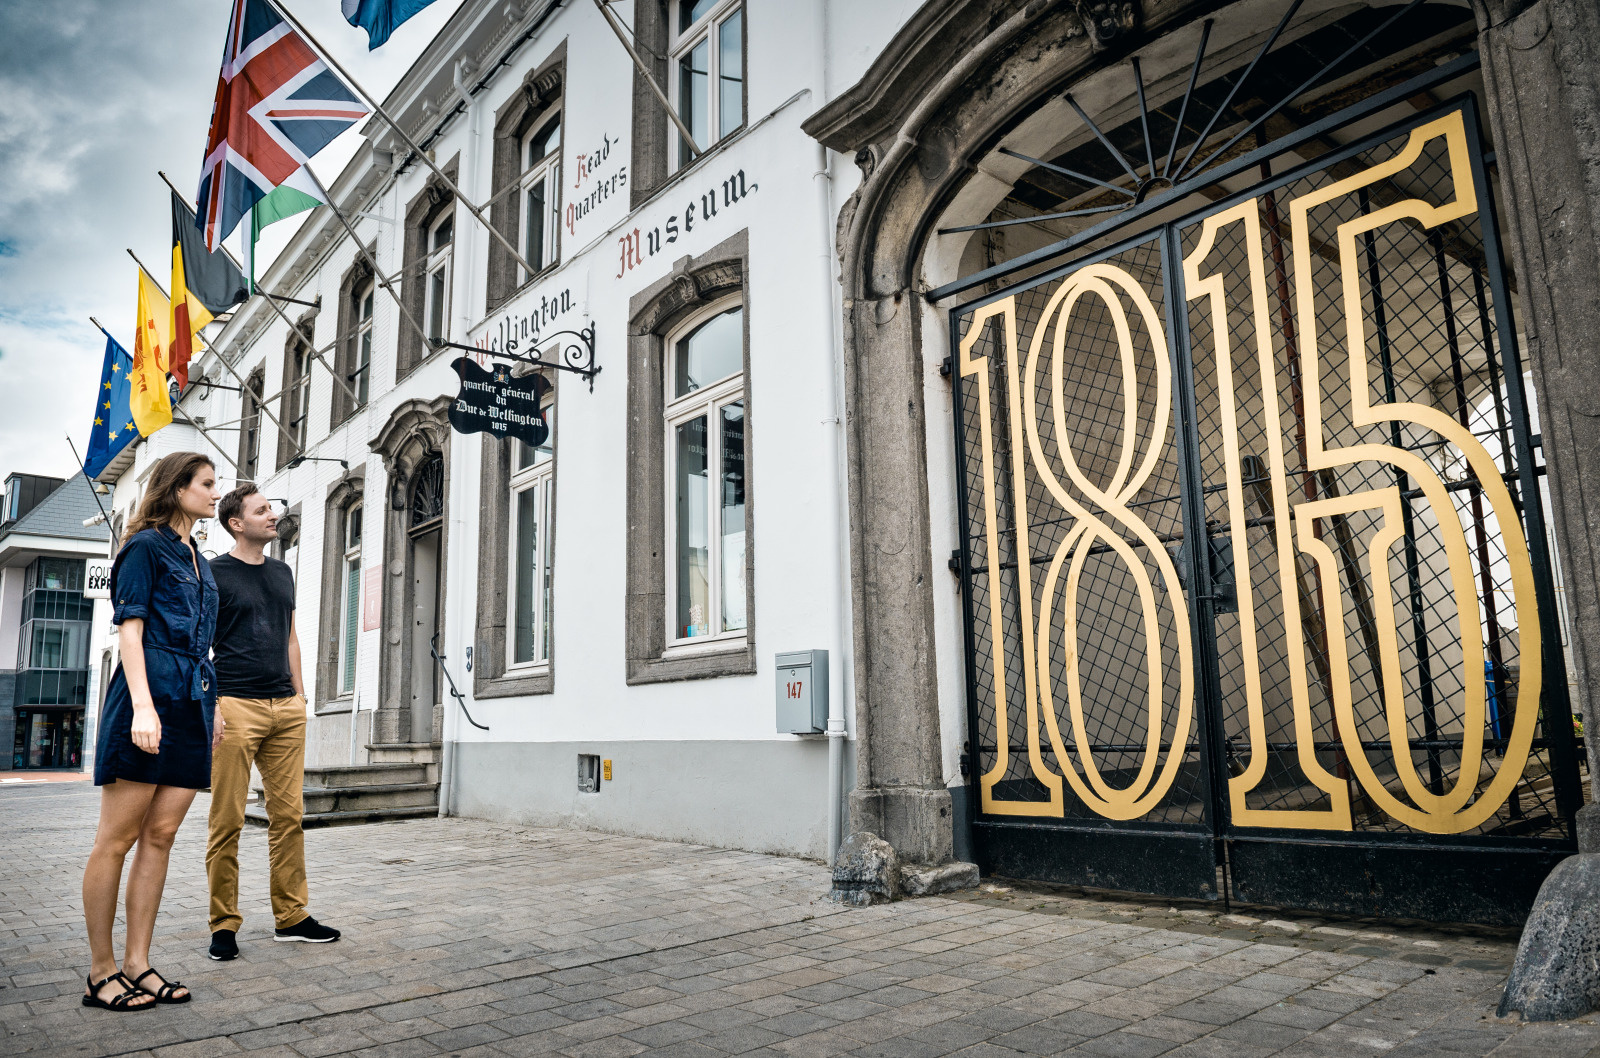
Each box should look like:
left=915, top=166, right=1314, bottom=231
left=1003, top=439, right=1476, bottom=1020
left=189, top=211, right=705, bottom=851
left=809, top=0, right=1585, bottom=923
left=407, top=452, right=446, bottom=743
left=370, top=396, right=453, bottom=747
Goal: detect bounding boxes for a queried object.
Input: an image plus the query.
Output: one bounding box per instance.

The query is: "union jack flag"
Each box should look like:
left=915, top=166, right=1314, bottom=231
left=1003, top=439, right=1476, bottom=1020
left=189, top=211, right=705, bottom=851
left=196, top=0, right=369, bottom=251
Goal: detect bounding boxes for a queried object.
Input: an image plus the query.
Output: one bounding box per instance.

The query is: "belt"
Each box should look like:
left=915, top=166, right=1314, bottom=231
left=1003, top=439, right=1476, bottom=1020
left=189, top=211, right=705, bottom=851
left=142, top=642, right=215, bottom=702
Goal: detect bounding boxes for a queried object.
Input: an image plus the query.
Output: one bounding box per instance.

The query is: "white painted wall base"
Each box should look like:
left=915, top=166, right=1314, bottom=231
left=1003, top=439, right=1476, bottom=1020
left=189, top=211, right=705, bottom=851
left=451, top=739, right=856, bottom=862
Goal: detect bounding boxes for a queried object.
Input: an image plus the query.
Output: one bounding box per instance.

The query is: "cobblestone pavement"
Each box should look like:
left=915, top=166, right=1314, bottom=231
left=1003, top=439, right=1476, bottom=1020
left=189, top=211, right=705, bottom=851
left=4, top=782, right=1598, bottom=1058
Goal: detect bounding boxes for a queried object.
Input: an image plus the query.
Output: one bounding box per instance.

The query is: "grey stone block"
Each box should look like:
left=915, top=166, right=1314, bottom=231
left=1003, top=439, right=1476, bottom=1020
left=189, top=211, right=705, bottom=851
left=1498, top=852, right=1600, bottom=1020
left=901, top=861, right=979, bottom=898
left=1576, top=804, right=1600, bottom=854
left=829, top=831, right=900, bottom=905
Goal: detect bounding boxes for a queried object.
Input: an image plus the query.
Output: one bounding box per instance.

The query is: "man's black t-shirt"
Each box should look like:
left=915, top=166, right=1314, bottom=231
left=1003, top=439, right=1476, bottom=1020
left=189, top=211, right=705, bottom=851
left=209, top=553, right=297, bottom=698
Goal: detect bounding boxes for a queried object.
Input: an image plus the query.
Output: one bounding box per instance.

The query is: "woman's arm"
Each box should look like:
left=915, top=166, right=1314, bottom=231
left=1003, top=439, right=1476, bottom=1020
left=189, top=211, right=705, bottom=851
left=118, top=618, right=162, bottom=754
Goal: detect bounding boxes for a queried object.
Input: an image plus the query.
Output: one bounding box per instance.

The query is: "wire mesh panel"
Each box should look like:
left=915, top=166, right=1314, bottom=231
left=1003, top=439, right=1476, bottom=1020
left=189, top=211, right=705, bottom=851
left=1177, top=101, right=1580, bottom=853
left=954, top=236, right=1217, bottom=897
left=952, top=96, right=1582, bottom=922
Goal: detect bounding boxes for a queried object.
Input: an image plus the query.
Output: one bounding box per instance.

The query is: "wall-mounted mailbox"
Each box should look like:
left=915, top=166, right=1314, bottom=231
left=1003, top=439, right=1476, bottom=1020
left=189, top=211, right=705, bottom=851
left=776, top=650, right=828, bottom=734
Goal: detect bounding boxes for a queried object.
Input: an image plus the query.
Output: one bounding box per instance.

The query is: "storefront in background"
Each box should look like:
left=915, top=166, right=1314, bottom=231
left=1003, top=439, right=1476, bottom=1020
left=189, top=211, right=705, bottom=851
left=10, top=557, right=92, bottom=770
left=12, top=709, right=84, bottom=769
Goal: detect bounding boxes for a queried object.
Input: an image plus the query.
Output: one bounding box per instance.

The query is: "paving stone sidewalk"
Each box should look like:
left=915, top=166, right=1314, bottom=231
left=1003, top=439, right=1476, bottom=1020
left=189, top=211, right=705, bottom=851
left=2, top=782, right=1597, bottom=1058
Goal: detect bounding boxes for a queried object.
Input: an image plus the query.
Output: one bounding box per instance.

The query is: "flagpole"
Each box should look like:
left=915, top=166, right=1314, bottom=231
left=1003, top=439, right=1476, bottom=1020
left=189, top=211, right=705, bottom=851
left=171, top=408, right=244, bottom=475
left=126, top=248, right=171, bottom=298
left=158, top=170, right=318, bottom=310
left=63, top=433, right=115, bottom=545
left=269, top=0, right=544, bottom=280
left=301, top=164, right=439, bottom=369
left=591, top=0, right=701, bottom=158
left=159, top=174, right=361, bottom=410
left=128, top=247, right=306, bottom=458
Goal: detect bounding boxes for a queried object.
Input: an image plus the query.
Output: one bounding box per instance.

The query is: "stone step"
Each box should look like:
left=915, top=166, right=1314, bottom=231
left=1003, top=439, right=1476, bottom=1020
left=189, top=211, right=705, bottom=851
left=305, top=781, right=437, bottom=814
left=249, top=781, right=437, bottom=815
left=366, top=742, right=441, bottom=765
left=302, top=763, right=429, bottom=788
left=246, top=802, right=437, bottom=829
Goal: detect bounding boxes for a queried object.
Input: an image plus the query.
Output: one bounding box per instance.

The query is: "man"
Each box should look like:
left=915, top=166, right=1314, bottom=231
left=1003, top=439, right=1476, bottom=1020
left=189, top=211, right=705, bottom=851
left=206, top=485, right=340, bottom=960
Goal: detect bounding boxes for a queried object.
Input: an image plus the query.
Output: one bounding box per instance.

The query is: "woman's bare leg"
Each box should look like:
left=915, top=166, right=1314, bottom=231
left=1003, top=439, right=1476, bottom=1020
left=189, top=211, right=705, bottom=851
left=82, top=781, right=157, bottom=1006
left=121, top=784, right=197, bottom=996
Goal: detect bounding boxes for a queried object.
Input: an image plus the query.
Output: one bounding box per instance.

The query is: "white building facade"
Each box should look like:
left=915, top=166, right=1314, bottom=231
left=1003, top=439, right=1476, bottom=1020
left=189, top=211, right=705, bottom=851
left=99, top=0, right=917, bottom=861
left=92, top=0, right=1600, bottom=933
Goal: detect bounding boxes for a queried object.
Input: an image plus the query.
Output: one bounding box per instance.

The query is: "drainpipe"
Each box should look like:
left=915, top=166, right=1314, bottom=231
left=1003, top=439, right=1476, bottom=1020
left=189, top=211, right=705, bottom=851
left=814, top=2, right=849, bottom=867
left=438, top=57, right=482, bottom=818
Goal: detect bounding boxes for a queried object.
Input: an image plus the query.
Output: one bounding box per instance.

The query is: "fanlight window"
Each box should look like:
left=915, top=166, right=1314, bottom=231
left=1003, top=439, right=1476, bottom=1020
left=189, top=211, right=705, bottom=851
left=409, top=453, right=445, bottom=529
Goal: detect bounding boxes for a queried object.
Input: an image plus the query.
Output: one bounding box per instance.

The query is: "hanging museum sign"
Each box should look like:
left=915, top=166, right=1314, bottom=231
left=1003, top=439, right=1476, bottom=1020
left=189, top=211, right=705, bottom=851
left=447, top=357, right=551, bottom=446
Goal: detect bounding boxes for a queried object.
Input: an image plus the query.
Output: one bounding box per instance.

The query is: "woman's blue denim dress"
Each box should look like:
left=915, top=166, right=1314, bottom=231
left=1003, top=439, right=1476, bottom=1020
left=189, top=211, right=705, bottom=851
left=94, top=526, right=219, bottom=789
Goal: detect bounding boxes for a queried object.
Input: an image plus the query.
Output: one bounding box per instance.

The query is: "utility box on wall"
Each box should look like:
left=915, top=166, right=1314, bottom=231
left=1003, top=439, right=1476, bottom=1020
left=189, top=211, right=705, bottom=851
left=776, top=650, right=828, bottom=734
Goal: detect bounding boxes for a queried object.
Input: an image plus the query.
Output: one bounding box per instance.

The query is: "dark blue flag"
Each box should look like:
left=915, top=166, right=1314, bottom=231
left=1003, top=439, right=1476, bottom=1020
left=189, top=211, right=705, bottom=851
left=341, top=0, right=440, bottom=49
left=83, top=333, right=137, bottom=478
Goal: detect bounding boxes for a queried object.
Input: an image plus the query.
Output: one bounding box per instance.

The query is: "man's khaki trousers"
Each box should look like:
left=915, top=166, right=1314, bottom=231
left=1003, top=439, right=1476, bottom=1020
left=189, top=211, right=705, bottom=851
left=207, top=695, right=308, bottom=932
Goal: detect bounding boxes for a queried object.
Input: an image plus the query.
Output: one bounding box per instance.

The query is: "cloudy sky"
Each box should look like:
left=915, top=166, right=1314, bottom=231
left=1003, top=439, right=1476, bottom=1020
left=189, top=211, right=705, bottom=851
left=0, top=0, right=464, bottom=482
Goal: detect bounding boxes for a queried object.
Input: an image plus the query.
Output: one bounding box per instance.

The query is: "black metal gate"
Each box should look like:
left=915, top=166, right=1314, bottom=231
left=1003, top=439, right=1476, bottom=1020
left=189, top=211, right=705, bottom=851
left=951, top=73, right=1586, bottom=925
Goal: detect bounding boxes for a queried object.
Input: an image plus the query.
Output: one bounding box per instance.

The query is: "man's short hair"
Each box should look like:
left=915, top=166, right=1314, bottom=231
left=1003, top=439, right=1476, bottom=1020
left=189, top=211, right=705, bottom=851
left=218, top=484, right=261, bottom=537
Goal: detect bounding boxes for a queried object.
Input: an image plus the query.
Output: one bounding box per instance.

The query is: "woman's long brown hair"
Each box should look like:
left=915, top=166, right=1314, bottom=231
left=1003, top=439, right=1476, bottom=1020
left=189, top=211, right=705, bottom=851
left=121, top=452, right=215, bottom=548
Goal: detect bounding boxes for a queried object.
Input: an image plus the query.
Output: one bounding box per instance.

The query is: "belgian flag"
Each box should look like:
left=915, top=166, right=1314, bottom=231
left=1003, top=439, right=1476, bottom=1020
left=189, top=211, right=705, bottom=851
left=171, top=191, right=248, bottom=390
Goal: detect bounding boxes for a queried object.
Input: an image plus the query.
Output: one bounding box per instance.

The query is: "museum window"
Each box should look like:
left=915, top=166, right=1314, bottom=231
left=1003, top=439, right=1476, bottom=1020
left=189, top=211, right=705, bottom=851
left=669, top=0, right=744, bottom=172
left=507, top=391, right=556, bottom=669
left=315, top=469, right=364, bottom=707
left=474, top=372, right=557, bottom=699
left=353, top=283, right=374, bottom=406
left=664, top=301, right=746, bottom=646
left=623, top=232, right=751, bottom=683
left=425, top=213, right=453, bottom=345
left=399, top=163, right=459, bottom=379
left=238, top=367, right=264, bottom=481
left=487, top=51, right=564, bottom=310
left=333, top=255, right=376, bottom=427
left=521, top=116, right=562, bottom=283
left=340, top=502, right=362, bottom=694
left=277, top=316, right=314, bottom=470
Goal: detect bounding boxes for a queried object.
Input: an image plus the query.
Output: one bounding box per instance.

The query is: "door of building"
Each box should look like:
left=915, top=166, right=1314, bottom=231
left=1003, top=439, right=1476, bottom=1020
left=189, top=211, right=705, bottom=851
left=407, top=452, right=446, bottom=743
left=952, top=91, right=1584, bottom=925
left=12, top=709, right=85, bottom=769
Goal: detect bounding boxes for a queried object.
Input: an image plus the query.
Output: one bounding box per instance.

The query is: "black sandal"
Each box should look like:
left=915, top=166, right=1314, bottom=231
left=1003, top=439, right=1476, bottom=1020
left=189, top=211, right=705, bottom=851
left=130, top=966, right=191, bottom=1004
left=81, top=971, right=154, bottom=1012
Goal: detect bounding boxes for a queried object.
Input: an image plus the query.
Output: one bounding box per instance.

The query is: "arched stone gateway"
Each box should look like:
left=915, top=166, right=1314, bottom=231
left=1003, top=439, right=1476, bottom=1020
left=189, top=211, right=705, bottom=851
left=806, top=0, right=1600, bottom=933
left=369, top=396, right=454, bottom=746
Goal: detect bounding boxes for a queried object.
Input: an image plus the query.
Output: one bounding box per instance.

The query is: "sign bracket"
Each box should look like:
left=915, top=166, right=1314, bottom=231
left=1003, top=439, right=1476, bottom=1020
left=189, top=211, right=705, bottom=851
left=435, top=322, right=600, bottom=392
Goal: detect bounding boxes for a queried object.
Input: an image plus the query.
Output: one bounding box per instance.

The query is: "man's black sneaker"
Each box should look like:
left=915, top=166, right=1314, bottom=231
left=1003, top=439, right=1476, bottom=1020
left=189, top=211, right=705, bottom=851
left=208, top=930, right=238, bottom=961
left=274, top=916, right=341, bottom=944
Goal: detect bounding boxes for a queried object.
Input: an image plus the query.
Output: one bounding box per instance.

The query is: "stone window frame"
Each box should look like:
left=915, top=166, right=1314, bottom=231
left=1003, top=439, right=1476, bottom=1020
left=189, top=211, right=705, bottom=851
left=275, top=310, right=317, bottom=471
left=625, top=228, right=754, bottom=684
left=331, top=252, right=376, bottom=428
left=396, top=157, right=459, bottom=381
left=475, top=370, right=558, bottom=699
left=627, top=1, right=751, bottom=209
left=270, top=502, right=301, bottom=564
left=314, top=467, right=364, bottom=713
left=238, top=365, right=265, bottom=482
left=487, top=44, right=565, bottom=312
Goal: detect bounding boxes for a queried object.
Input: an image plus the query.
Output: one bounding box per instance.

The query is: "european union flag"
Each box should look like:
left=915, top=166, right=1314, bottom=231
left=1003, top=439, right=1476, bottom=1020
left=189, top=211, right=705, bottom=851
left=341, top=0, right=440, bottom=49
left=84, top=333, right=137, bottom=478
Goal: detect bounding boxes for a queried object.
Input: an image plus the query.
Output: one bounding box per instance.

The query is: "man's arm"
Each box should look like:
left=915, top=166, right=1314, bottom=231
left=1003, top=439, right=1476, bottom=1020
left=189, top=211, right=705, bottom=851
left=288, top=613, right=305, bottom=699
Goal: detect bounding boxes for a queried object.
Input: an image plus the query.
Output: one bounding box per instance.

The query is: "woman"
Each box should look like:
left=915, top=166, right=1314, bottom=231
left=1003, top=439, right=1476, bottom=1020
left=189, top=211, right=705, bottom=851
left=81, top=452, right=221, bottom=1011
